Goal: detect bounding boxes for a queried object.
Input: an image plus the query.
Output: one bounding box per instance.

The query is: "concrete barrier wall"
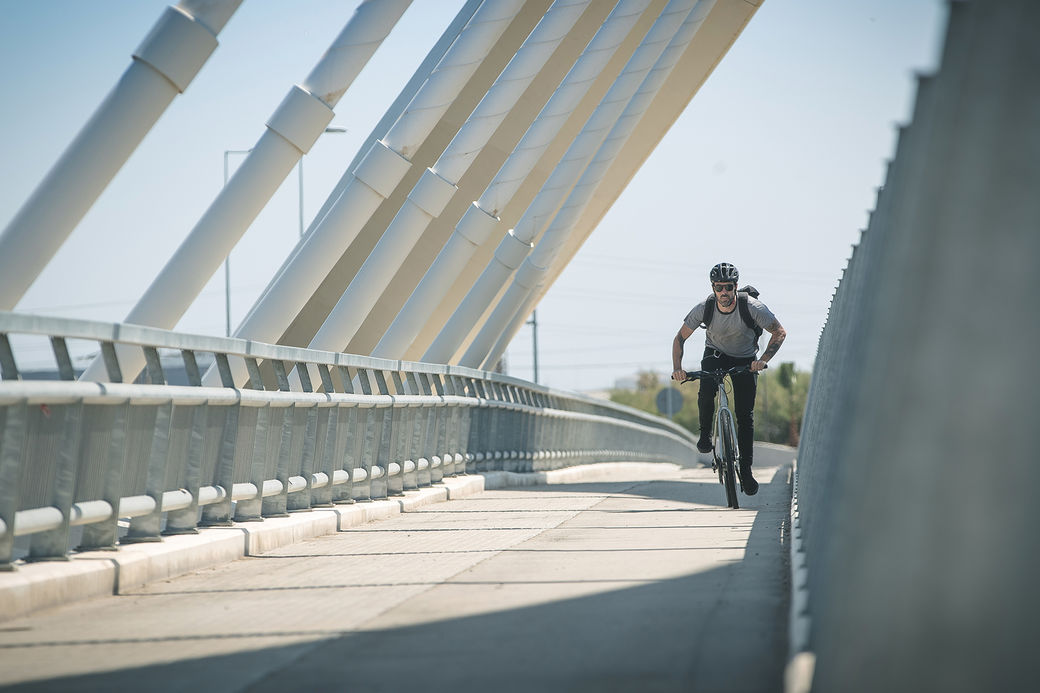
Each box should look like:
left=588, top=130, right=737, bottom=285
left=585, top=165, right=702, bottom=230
left=794, top=1, right=1040, bottom=690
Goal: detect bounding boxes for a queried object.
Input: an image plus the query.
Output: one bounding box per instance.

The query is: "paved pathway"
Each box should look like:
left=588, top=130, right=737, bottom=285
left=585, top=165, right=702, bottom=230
left=0, top=448, right=793, bottom=692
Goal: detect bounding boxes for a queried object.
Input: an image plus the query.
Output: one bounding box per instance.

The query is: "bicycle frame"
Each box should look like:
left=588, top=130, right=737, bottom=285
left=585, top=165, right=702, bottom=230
left=714, top=382, right=739, bottom=464
left=712, top=373, right=741, bottom=508
left=683, top=366, right=751, bottom=509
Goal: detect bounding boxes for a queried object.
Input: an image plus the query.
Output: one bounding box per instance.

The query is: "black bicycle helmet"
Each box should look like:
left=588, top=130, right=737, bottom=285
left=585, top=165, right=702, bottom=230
left=709, top=262, right=739, bottom=284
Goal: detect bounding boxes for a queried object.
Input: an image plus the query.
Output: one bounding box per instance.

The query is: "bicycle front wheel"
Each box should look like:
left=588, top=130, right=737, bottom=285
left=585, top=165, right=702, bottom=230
left=719, top=416, right=739, bottom=509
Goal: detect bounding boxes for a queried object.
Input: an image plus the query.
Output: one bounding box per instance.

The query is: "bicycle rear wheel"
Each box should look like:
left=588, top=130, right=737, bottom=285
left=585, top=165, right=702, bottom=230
left=719, top=416, right=739, bottom=509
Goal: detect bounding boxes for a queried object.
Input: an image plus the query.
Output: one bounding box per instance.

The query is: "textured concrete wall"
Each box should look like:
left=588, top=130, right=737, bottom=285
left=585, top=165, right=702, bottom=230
left=797, top=2, right=1040, bottom=690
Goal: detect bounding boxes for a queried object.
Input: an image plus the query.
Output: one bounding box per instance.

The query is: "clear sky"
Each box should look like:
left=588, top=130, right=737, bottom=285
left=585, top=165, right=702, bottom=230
left=0, top=0, right=946, bottom=392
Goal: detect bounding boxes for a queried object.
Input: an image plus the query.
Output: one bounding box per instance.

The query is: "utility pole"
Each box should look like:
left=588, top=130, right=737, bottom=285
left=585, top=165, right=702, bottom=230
left=526, top=309, right=539, bottom=384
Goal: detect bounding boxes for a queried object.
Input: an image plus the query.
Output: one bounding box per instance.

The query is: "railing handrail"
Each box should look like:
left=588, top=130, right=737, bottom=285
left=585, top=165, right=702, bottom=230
left=0, top=309, right=695, bottom=441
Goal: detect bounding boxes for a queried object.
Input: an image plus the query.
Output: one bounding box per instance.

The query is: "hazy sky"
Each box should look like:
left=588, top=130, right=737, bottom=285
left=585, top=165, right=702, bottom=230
left=0, top=0, right=946, bottom=392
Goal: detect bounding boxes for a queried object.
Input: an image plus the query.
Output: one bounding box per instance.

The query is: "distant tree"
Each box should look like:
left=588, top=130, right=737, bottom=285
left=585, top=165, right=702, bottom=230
left=611, top=364, right=812, bottom=447
left=636, top=370, right=660, bottom=392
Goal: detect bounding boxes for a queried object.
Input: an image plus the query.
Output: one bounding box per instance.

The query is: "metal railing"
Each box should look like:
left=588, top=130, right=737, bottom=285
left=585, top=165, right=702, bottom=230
left=0, top=311, right=697, bottom=568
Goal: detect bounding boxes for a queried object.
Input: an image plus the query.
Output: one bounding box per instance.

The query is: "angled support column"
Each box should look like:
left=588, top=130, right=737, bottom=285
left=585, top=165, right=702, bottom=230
left=307, top=0, right=594, bottom=355
left=81, top=0, right=414, bottom=383
left=212, top=0, right=533, bottom=388
left=531, top=0, right=765, bottom=322
left=469, top=0, right=718, bottom=368
left=423, top=0, right=703, bottom=364
left=374, top=0, right=658, bottom=360
left=0, top=0, right=242, bottom=310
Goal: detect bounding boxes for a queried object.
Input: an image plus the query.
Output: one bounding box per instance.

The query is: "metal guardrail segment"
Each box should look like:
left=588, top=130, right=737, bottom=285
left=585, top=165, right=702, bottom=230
left=0, top=311, right=696, bottom=568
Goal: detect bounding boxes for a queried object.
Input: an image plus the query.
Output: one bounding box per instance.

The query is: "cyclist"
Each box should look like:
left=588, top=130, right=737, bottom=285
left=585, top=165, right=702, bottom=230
left=670, top=262, right=787, bottom=495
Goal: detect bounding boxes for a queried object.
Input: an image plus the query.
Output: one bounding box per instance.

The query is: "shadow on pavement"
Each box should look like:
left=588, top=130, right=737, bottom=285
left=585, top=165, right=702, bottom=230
left=0, top=465, right=792, bottom=693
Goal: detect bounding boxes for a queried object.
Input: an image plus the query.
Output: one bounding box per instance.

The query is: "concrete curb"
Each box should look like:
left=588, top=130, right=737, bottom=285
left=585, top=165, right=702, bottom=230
left=0, top=463, right=677, bottom=622
left=483, top=462, right=682, bottom=488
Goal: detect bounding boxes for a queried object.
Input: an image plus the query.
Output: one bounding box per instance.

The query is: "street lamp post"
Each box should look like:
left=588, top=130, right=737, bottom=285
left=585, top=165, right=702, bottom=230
left=526, top=309, right=539, bottom=384
left=298, top=127, right=347, bottom=237
left=222, top=127, right=345, bottom=337
left=222, top=148, right=252, bottom=337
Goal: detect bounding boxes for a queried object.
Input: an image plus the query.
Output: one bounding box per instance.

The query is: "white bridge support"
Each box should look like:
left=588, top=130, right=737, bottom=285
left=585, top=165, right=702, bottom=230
left=305, top=0, right=595, bottom=359
left=81, top=0, right=414, bottom=383
left=214, top=0, right=542, bottom=388
left=0, top=0, right=243, bottom=311
left=423, top=0, right=705, bottom=364
left=467, top=0, right=717, bottom=369
left=374, top=0, right=659, bottom=360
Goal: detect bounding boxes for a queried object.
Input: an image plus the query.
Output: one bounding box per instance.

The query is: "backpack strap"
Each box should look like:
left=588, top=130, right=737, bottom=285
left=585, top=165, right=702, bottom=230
left=701, top=294, right=716, bottom=328
left=737, top=293, right=764, bottom=342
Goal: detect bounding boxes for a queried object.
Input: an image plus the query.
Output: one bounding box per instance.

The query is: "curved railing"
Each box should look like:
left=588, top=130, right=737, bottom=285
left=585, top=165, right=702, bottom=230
left=0, top=311, right=696, bottom=568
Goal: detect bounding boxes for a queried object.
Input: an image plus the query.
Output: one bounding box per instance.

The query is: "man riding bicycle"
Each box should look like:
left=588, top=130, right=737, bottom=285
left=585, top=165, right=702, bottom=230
left=670, top=262, right=787, bottom=495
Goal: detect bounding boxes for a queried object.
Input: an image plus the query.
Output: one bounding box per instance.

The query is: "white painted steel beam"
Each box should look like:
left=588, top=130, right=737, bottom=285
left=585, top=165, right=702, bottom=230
left=423, top=0, right=702, bottom=364
left=530, top=0, right=763, bottom=331
left=374, top=0, right=658, bottom=360
left=306, top=0, right=593, bottom=355
left=218, top=0, right=531, bottom=388
left=80, top=0, right=413, bottom=383
left=468, top=0, right=717, bottom=368
left=0, top=0, right=243, bottom=311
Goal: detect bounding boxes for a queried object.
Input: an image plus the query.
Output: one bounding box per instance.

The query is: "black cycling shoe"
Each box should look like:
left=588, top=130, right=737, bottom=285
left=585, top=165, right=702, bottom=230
left=739, top=464, right=759, bottom=496
left=696, top=437, right=713, bottom=454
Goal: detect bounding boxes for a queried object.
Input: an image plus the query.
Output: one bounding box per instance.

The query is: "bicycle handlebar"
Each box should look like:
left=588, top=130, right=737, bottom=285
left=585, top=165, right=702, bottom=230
left=680, top=364, right=765, bottom=383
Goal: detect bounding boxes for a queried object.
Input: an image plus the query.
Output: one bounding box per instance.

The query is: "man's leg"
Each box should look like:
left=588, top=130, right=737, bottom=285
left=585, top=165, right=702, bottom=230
left=697, top=352, right=721, bottom=453
left=732, top=367, right=759, bottom=495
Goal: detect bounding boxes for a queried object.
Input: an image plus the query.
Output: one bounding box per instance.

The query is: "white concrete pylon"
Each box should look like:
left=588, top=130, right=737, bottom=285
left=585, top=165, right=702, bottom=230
left=423, top=0, right=702, bottom=364
left=80, top=0, right=413, bottom=383
left=211, top=0, right=530, bottom=389
left=305, top=0, right=593, bottom=355
left=466, top=0, right=717, bottom=369
left=0, top=0, right=243, bottom=311
left=373, top=0, right=657, bottom=360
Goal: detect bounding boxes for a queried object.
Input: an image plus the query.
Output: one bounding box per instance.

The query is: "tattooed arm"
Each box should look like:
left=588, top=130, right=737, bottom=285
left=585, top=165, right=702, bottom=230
left=752, top=319, right=786, bottom=372
left=672, top=323, right=695, bottom=381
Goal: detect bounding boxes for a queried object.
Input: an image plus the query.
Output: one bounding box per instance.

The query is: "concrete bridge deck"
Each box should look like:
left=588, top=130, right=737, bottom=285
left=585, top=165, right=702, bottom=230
left=0, top=446, right=793, bottom=692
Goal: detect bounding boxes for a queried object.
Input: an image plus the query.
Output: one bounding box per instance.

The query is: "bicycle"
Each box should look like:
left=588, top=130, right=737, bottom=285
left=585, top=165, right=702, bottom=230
left=681, top=365, right=762, bottom=509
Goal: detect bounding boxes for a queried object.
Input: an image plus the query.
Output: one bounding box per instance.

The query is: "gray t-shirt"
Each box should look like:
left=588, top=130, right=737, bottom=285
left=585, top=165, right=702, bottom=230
left=683, top=295, right=777, bottom=359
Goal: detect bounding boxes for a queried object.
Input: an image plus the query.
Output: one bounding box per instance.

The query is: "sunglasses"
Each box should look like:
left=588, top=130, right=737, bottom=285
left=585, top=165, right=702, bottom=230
left=712, top=283, right=735, bottom=292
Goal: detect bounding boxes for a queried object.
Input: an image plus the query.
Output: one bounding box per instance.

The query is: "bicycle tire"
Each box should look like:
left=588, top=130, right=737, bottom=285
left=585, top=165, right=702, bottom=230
left=719, top=415, right=739, bottom=509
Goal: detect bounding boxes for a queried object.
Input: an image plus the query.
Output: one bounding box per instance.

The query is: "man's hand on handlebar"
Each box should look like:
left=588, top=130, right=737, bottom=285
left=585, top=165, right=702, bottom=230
left=677, top=364, right=767, bottom=384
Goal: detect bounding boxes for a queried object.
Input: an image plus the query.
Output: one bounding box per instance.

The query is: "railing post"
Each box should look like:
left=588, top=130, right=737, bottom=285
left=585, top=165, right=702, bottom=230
left=355, top=368, right=379, bottom=501
left=262, top=406, right=293, bottom=517
left=122, top=397, right=173, bottom=543
left=233, top=404, right=268, bottom=522
left=287, top=406, right=319, bottom=512
left=371, top=370, right=393, bottom=500
left=311, top=404, right=338, bottom=507
left=163, top=402, right=206, bottom=535
left=0, top=402, right=27, bottom=569
left=200, top=412, right=236, bottom=528
left=333, top=365, right=358, bottom=505
left=27, top=402, right=84, bottom=560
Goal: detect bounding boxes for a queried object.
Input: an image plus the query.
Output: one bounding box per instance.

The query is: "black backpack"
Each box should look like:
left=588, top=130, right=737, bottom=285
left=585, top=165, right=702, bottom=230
left=701, top=284, right=763, bottom=343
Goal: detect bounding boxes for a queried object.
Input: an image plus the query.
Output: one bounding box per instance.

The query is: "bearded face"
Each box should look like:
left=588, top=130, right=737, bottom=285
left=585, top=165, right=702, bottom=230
left=713, top=282, right=735, bottom=308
